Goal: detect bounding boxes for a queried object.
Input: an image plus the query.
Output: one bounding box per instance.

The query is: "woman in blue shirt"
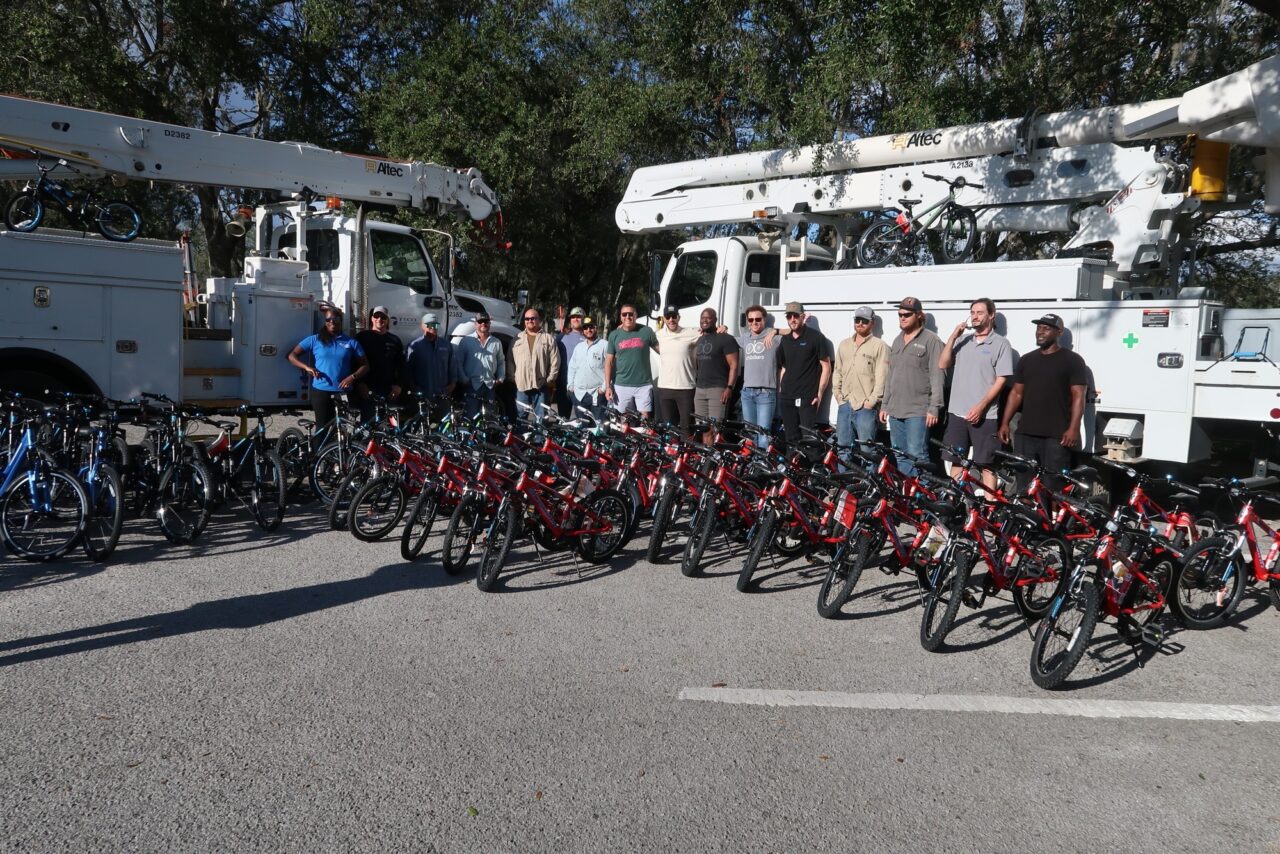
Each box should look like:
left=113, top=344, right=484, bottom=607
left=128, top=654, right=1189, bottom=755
left=288, top=308, right=369, bottom=427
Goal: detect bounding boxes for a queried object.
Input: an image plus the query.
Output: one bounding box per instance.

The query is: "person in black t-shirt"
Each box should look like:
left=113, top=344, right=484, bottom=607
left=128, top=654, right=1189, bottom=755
left=998, top=313, right=1088, bottom=487
left=354, top=305, right=406, bottom=420
left=776, top=301, right=832, bottom=445
left=694, top=308, right=740, bottom=440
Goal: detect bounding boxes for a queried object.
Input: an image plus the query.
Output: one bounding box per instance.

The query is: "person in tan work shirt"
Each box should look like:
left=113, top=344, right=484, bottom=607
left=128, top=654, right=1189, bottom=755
left=833, top=305, right=888, bottom=447
left=511, top=306, right=561, bottom=421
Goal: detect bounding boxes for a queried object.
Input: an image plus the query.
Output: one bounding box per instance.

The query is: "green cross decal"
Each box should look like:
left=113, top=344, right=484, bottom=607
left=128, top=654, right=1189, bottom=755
left=1122, top=332, right=1139, bottom=349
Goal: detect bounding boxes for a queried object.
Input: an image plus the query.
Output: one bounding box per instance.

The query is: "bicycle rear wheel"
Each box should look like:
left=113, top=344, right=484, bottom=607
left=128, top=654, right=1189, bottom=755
left=348, top=475, right=407, bottom=541
left=1012, top=536, right=1069, bottom=619
left=310, top=441, right=350, bottom=505
left=1, top=467, right=88, bottom=561
left=577, top=488, right=631, bottom=564
left=327, top=459, right=374, bottom=531
left=94, top=200, right=142, bottom=241
left=1029, top=577, right=1100, bottom=690
left=250, top=449, right=286, bottom=532
left=856, top=221, right=904, bottom=268
left=82, top=463, right=124, bottom=561
left=155, top=458, right=214, bottom=544
left=938, top=204, right=977, bottom=263
left=274, top=427, right=310, bottom=497
left=441, top=495, right=484, bottom=574
left=1172, top=536, right=1247, bottom=629
left=4, top=192, right=43, bottom=232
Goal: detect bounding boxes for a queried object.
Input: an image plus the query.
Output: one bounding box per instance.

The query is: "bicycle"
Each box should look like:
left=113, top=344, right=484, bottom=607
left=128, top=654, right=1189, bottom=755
left=856, top=173, right=981, bottom=268
left=4, top=152, right=142, bottom=241
left=0, top=397, right=88, bottom=561
left=195, top=407, right=287, bottom=532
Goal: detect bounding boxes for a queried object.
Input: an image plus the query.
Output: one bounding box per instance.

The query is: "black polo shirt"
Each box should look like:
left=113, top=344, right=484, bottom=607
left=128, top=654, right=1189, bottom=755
left=777, top=324, right=831, bottom=401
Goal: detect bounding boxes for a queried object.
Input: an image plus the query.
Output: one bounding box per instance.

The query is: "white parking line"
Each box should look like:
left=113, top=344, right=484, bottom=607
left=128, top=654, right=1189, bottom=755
left=677, top=688, right=1280, bottom=723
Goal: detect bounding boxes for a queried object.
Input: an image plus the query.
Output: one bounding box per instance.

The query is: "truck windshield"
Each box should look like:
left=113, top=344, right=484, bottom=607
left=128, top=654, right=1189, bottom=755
left=372, top=230, right=434, bottom=294
left=666, top=251, right=717, bottom=308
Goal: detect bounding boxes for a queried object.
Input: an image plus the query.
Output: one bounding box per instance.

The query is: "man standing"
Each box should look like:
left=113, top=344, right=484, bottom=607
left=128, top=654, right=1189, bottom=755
left=693, top=308, right=740, bottom=441
left=938, top=298, right=1013, bottom=492
left=738, top=305, right=779, bottom=447
left=405, top=312, right=455, bottom=418
left=566, top=316, right=608, bottom=420
left=604, top=304, right=660, bottom=420
left=833, top=305, right=887, bottom=446
left=455, top=311, right=506, bottom=418
left=776, top=302, right=832, bottom=446
left=998, top=313, right=1089, bottom=487
left=511, top=307, right=560, bottom=421
left=354, top=305, right=405, bottom=419
left=555, top=306, right=587, bottom=417
left=880, top=297, right=945, bottom=475
left=655, top=305, right=699, bottom=434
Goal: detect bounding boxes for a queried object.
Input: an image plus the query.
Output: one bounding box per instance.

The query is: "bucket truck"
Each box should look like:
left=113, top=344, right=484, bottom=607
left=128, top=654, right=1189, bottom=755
left=617, top=55, right=1280, bottom=468
left=0, top=94, right=516, bottom=408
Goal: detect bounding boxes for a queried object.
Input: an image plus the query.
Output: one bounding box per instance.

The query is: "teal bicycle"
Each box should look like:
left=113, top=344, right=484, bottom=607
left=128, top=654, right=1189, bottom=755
left=856, top=173, right=981, bottom=268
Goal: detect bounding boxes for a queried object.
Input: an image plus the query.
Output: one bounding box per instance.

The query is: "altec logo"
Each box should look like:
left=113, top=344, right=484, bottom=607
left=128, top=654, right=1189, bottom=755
left=365, top=160, right=406, bottom=178
left=891, top=131, right=944, bottom=150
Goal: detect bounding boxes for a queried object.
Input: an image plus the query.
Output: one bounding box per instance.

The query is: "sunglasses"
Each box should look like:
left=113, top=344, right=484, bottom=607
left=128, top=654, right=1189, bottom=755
left=323, top=317, right=341, bottom=324
left=855, top=318, right=871, bottom=324
left=785, top=312, right=800, bottom=319
left=424, top=322, right=439, bottom=328
left=523, top=317, right=539, bottom=322
left=476, top=319, right=491, bottom=325
left=746, top=317, right=764, bottom=323
left=898, top=312, right=915, bottom=318
left=583, top=325, right=596, bottom=330
left=372, top=314, right=389, bottom=321
left=621, top=312, right=636, bottom=317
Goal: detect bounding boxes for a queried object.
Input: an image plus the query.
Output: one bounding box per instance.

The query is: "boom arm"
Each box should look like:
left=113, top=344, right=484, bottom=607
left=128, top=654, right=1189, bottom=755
left=0, top=95, right=498, bottom=221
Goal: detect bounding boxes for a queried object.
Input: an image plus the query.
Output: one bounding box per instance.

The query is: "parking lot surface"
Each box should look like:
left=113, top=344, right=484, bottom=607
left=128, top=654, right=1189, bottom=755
left=2, top=503, right=1278, bottom=852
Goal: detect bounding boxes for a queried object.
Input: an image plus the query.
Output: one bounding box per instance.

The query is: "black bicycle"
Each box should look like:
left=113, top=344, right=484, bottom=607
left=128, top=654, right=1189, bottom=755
left=856, top=173, right=980, bottom=267
left=4, top=152, right=142, bottom=241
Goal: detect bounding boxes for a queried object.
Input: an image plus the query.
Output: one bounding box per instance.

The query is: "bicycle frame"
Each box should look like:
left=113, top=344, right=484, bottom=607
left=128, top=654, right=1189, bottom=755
left=1227, top=499, right=1280, bottom=585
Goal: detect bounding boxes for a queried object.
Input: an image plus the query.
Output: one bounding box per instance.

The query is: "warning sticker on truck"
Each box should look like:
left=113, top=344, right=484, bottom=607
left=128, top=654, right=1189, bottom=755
left=1142, top=310, right=1170, bottom=328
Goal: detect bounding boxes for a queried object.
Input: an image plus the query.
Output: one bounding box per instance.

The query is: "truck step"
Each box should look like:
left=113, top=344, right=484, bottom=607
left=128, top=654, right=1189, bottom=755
left=183, top=397, right=248, bottom=411
left=183, top=367, right=242, bottom=377
left=183, top=327, right=233, bottom=341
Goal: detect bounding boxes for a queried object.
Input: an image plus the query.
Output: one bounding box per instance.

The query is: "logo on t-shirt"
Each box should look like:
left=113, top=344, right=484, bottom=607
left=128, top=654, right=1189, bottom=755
left=618, top=338, right=647, bottom=350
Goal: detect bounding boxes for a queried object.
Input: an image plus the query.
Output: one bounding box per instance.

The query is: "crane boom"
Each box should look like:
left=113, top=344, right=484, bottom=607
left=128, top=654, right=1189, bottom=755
left=0, top=95, right=498, bottom=221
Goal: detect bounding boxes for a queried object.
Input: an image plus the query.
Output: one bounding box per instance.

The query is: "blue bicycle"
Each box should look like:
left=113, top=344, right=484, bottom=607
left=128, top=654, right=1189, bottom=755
left=0, top=396, right=89, bottom=561
left=4, top=151, right=142, bottom=241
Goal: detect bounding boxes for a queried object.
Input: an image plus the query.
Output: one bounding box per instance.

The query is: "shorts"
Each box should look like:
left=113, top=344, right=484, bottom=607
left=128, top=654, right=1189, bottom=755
left=942, top=416, right=1001, bottom=466
left=612, top=383, right=653, bottom=415
left=693, top=387, right=726, bottom=420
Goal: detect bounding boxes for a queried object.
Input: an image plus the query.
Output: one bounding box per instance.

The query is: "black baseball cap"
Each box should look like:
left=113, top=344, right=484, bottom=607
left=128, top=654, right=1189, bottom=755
left=1031, top=313, right=1064, bottom=330
left=897, top=297, right=923, bottom=313
left=474, top=311, right=491, bottom=323
left=662, top=305, right=680, bottom=318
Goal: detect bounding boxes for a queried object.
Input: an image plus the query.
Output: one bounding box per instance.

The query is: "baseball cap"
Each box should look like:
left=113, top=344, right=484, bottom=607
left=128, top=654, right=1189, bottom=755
left=854, top=305, right=875, bottom=322
left=1031, top=313, right=1064, bottom=330
left=370, top=305, right=390, bottom=318
left=421, top=312, right=439, bottom=325
left=474, top=311, right=491, bottom=323
left=897, top=297, right=923, bottom=313
left=581, top=316, right=596, bottom=327
left=784, top=301, right=805, bottom=314
left=569, top=306, right=586, bottom=317
left=662, top=305, right=680, bottom=318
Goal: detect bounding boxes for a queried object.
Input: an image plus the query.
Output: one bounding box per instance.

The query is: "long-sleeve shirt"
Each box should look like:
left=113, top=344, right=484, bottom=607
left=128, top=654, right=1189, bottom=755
left=405, top=335, right=454, bottom=397
left=454, top=334, right=506, bottom=390
left=567, top=338, right=608, bottom=395
left=511, top=330, right=561, bottom=391
left=882, top=328, right=946, bottom=419
left=832, top=335, right=888, bottom=407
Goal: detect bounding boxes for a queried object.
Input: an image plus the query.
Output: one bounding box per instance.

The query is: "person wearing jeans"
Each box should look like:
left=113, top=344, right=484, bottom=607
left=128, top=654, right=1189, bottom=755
left=880, top=296, right=945, bottom=476
left=833, top=305, right=887, bottom=448
left=737, top=304, right=779, bottom=447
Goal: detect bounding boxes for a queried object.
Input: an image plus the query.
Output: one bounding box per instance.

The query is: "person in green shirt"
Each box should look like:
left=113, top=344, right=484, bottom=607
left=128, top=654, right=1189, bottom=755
left=604, top=303, right=660, bottom=420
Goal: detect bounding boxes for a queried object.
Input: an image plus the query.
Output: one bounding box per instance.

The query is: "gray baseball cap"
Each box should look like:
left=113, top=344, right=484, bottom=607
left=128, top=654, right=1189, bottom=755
left=421, top=312, right=439, bottom=325
left=854, top=305, right=875, bottom=322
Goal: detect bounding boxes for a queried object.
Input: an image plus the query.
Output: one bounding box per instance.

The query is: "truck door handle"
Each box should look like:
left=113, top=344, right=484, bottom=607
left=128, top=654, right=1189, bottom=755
left=425, top=296, right=444, bottom=309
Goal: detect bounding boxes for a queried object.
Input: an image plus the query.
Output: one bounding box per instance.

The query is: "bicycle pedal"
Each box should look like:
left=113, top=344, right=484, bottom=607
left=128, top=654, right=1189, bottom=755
left=1140, top=624, right=1164, bottom=648
left=961, top=590, right=980, bottom=609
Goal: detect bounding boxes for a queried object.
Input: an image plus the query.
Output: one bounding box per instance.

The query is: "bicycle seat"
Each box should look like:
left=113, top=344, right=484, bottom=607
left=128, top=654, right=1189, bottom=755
left=898, top=198, right=921, bottom=208
left=922, top=499, right=961, bottom=518
left=297, top=419, right=315, bottom=430
left=212, top=420, right=237, bottom=431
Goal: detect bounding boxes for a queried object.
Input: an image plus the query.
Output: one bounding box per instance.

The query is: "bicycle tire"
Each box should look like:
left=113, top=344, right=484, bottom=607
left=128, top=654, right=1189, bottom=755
left=327, top=459, right=373, bottom=531
left=681, top=491, right=718, bottom=578
left=737, top=507, right=776, bottom=592
left=347, top=474, right=406, bottom=542
left=310, top=441, right=350, bottom=505
left=1171, top=536, right=1247, bottom=629
left=646, top=482, right=681, bottom=563
left=1269, top=577, right=1280, bottom=612
left=1029, top=577, right=1100, bottom=690
left=920, top=544, right=973, bottom=651
left=0, top=466, right=88, bottom=561
left=274, top=427, right=310, bottom=497
left=82, top=463, right=124, bottom=561
left=4, top=192, right=43, bottom=232
left=441, top=496, right=483, bottom=575
left=477, top=500, right=517, bottom=591
left=1012, top=536, right=1069, bottom=619
left=577, top=488, right=631, bottom=564
left=94, top=200, right=142, bottom=241
left=938, top=204, right=977, bottom=263
left=250, top=449, right=287, bottom=532
left=155, top=457, right=214, bottom=544
left=856, top=221, right=904, bottom=268
left=400, top=488, right=442, bottom=561
left=816, top=529, right=874, bottom=619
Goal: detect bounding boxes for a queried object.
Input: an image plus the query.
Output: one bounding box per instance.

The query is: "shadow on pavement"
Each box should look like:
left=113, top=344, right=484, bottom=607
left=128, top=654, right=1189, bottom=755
left=0, top=562, right=462, bottom=667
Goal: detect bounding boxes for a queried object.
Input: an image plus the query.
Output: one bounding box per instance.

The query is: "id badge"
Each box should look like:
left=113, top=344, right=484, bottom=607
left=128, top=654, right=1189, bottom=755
left=795, top=398, right=802, bottom=407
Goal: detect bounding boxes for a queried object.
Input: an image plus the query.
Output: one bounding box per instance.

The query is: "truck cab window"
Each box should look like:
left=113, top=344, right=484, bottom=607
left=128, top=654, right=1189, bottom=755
left=371, top=230, right=434, bottom=294
left=666, top=251, right=717, bottom=308
left=744, top=253, right=779, bottom=289
left=305, top=229, right=340, bottom=271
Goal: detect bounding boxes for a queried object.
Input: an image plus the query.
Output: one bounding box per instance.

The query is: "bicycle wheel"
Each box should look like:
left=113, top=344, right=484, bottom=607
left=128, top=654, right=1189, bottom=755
left=400, top=488, right=442, bottom=561
left=274, top=427, right=310, bottom=497
left=681, top=491, right=718, bottom=578
left=1117, top=554, right=1174, bottom=640
left=4, top=192, right=43, bottom=232
left=94, top=200, right=142, bottom=241
left=938, top=204, right=977, bottom=263
left=310, top=441, right=350, bottom=505
left=920, top=544, right=973, bottom=651
left=856, top=221, right=904, bottom=268
left=155, top=458, right=214, bottom=544
left=646, top=482, right=681, bottom=563
left=577, top=488, right=631, bottom=564
left=737, top=507, right=777, bottom=592
left=1172, top=536, right=1247, bottom=629
left=477, top=500, right=517, bottom=591
left=1029, top=577, right=1100, bottom=690
left=250, top=449, right=286, bottom=532
left=124, top=439, right=158, bottom=519
left=816, top=529, right=874, bottom=619
left=82, top=463, right=124, bottom=561
left=0, top=467, right=88, bottom=561
left=1269, top=577, right=1280, bottom=612
left=441, top=496, right=483, bottom=574
left=327, top=459, right=373, bottom=531
left=348, top=475, right=407, bottom=542
left=1013, top=536, right=1069, bottom=619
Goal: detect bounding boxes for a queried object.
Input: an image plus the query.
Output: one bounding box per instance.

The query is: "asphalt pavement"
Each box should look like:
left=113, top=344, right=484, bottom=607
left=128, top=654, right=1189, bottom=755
left=1, top=498, right=1278, bottom=852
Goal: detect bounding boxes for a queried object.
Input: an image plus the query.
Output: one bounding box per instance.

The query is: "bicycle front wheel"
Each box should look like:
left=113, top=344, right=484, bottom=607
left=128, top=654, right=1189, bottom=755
left=1029, top=577, right=1100, bottom=690
left=400, top=488, right=442, bottom=561
left=856, top=221, right=904, bottom=268
left=1, top=467, right=88, bottom=561
left=1172, top=536, right=1247, bottom=629
left=816, top=529, right=874, bottom=619
left=4, top=192, right=43, bottom=232
left=577, top=488, right=631, bottom=564
left=681, top=491, right=719, bottom=578
left=348, top=474, right=406, bottom=542
left=95, top=200, right=142, bottom=241
left=920, top=545, right=973, bottom=651
left=441, top=496, right=484, bottom=575
left=646, top=482, right=681, bottom=563
left=938, top=204, right=977, bottom=263
left=82, top=463, right=124, bottom=561
left=155, top=458, right=214, bottom=544
left=737, top=507, right=776, bottom=591
left=250, top=449, right=286, bottom=532
left=477, top=500, right=517, bottom=591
